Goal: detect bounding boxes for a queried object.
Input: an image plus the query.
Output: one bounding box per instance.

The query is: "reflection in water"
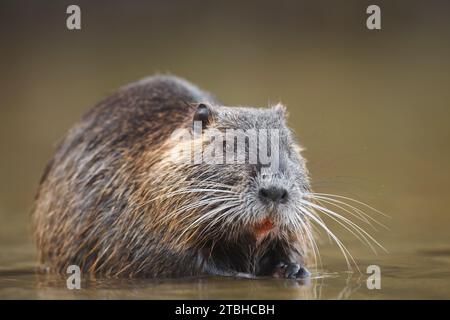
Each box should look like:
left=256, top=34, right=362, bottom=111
left=26, top=271, right=355, bottom=299
left=1, top=238, right=450, bottom=298
left=335, top=273, right=363, bottom=300
left=0, top=266, right=382, bottom=299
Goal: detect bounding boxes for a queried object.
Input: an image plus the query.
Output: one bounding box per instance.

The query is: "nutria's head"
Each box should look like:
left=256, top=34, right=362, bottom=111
left=148, top=102, right=311, bottom=251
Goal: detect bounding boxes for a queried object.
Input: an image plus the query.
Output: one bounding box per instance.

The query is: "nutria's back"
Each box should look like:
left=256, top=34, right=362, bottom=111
left=33, top=75, right=312, bottom=278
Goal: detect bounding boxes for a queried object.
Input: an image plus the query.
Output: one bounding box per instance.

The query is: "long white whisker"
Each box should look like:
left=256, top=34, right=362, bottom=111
left=312, top=197, right=372, bottom=226
left=305, top=201, right=377, bottom=253
left=165, top=188, right=237, bottom=197
left=178, top=201, right=242, bottom=242
left=306, top=194, right=389, bottom=230
left=301, top=199, right=387, bottom=254
left=138, top=185, right=238, bottom=211
left=308, top=193, right=390, bottom=218
left=160, top=197, right=240, bottom=225
left=295, top=213, right=321, bottom=269
left=297, top=205, right=359, bottom=271
left=195, top=204, right=243, bottom=242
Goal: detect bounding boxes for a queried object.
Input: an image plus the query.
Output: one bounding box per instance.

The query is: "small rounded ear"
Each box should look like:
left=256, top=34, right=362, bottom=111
left=193, top=103, right=212, bottom=127
left=273, top=103, right=288, bottom=119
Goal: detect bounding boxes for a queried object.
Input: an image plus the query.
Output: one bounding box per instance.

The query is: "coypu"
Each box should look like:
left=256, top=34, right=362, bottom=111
left=32, top=75, right=317, bottom=278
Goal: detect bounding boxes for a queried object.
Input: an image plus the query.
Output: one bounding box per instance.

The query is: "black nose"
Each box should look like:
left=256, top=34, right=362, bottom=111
left=259, top=187, right=289, bottom=203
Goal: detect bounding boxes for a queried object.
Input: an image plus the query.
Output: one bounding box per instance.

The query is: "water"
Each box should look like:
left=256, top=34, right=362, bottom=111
left=1, top=0, right=450, bottom=299
left=1, top=240, right=450, bottom=299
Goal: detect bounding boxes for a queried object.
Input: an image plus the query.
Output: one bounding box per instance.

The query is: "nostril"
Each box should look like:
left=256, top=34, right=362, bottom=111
left=259, top=188, right=269, bottom=200
left=280, top=190, right=288, bottom=202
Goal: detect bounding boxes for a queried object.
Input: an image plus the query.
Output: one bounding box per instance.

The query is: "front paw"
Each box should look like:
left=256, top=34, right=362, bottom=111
left=273, top=262, right=310, bottom=279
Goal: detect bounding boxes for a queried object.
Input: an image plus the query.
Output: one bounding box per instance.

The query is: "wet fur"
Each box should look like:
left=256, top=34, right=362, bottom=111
left=32, top=75, right=311, bottom=277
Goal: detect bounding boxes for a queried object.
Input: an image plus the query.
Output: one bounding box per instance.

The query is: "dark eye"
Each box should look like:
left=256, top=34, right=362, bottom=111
left=193, top=103, right=212, bottom=127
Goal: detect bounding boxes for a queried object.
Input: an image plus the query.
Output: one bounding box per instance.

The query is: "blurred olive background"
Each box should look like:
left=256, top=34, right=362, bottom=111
left=0, top=0, right=450, bottom=298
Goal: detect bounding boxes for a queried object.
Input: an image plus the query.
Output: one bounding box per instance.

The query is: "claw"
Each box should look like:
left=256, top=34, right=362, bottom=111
left=296, top=266, right=311, bottom=278
left=273, top=262, right=310, bottom=279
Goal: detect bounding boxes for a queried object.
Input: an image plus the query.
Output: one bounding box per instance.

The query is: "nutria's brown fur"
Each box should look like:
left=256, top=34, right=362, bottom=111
left=32, top=75, right=312, bottom=278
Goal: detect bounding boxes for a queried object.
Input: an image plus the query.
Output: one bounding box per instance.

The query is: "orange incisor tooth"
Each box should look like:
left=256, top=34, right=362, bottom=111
left=254, top=218, right=274, bottom=236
